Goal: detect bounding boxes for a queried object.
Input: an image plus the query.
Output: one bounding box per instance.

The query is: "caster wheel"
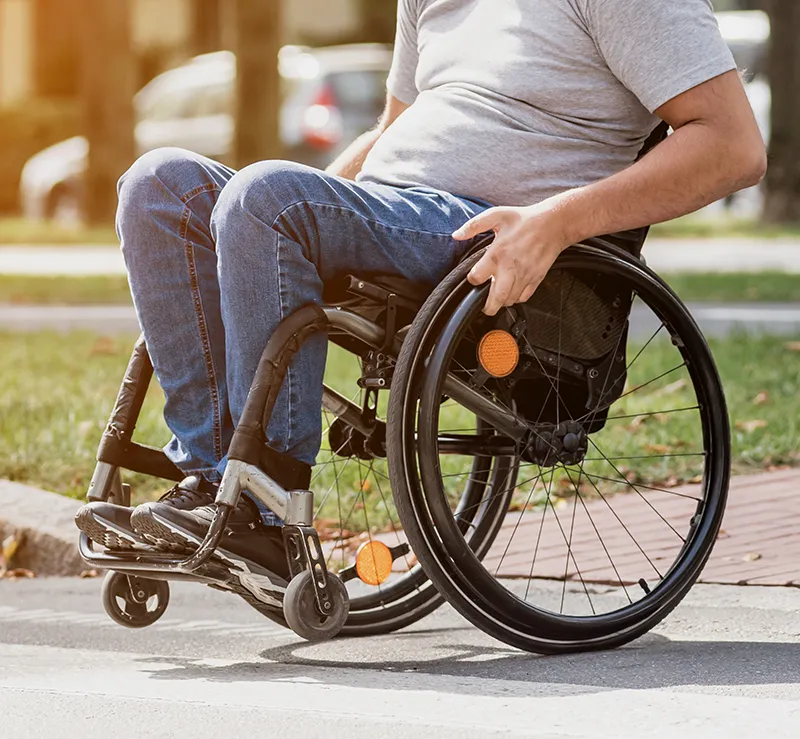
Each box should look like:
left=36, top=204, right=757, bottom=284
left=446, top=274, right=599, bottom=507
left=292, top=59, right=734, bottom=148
left=101, top=571, right=169, bottom=628
left=283, top=570, right=349, bottom=642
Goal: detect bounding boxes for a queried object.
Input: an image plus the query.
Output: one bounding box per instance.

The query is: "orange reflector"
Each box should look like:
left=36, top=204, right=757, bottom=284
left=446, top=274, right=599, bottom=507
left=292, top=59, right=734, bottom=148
left=355, top=540, right=393, bottom=586
left=478, top=330, right=520, bottom=378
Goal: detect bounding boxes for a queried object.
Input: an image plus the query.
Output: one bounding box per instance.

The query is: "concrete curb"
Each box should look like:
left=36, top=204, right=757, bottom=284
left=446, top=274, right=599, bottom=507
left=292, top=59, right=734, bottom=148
left=0, top=480, right=86, bottom=576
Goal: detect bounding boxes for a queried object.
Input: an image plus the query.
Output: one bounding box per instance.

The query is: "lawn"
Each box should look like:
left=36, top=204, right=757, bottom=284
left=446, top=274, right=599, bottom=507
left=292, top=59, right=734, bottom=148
left=650, top=215, right=800, bottom=240
left=0, top=274, right=131, bottom=305
left=3, top=214, right=800, bottom=245
left=0, top=217, right=117, bottom=245
left=2, top=272, right=799, bottom=308
left=1, top=330, right=798, bottom=530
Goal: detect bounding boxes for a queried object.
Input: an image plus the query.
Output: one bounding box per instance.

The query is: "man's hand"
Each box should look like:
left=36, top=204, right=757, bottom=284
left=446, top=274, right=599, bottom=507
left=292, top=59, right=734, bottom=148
left=453, top=200, right=573, bottom=316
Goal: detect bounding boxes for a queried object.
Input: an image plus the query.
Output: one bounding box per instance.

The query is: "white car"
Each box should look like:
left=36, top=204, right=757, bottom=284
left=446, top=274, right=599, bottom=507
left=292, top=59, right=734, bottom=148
left=711, top=10, right=771, bottom=218
left=20, top=44, right=392, bottom=222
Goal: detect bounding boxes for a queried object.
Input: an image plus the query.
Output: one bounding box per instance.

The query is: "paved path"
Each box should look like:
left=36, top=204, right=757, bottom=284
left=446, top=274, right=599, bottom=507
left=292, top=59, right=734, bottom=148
left=3, top=301, right=800, bottom=337
left=496, top=468, right=800, bottom=588
left=2, top=577, right=799, bottom=738
left=2, top=238, right=800, bottom=275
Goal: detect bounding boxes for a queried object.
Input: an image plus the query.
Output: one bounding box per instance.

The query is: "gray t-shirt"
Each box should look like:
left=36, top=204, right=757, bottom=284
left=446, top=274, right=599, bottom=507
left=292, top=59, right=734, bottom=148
left=357, top=0, right=736, bottom=207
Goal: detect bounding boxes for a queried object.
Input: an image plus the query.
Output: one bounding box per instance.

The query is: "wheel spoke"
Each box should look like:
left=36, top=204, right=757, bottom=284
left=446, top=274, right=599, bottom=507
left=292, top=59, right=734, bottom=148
left=563, top=465, right=633, bottom=605
left=580, top=466, right=663, bottom=579
left=540, top=467, right=596, bottom=615
left=588, top=437, right=688, bottom=541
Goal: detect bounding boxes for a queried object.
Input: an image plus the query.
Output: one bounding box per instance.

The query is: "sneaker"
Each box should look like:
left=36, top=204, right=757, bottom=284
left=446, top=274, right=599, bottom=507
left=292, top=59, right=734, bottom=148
left=75, top=501, right=143, bottom=550
left=129, top=475, right=220, bottom=550
left=130, top=476, right=290, bottom=580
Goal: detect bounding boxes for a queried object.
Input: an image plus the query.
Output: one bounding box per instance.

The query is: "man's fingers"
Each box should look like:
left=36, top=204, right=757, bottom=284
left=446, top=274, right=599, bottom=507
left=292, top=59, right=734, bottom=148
left=518, top=283, right=538, bottom=304
left=484, top=270, right=517, bottom=316
left=467, top=250, right=497, bottom=285
left=452, top=208, right=503, bottom=241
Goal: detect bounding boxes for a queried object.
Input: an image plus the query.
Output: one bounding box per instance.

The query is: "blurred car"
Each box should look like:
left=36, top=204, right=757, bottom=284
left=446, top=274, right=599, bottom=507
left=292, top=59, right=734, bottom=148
left=714, top=10, right=771, bottom=217
left=20, top=44, right=392, bottom=221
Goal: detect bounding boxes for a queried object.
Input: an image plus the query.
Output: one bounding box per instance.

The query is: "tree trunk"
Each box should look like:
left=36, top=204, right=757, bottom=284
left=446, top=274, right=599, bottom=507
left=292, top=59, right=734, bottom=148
left=357, top=0, right=398, bottom=44
left=81, top=0, right=136, bottom=224
left=190, top=0, right=223, bottom=56
left=32, top=0, right=80, bottom=97
left=233, top=0, right=283, bottom=169
left=762, top=0, right=800, bottom=223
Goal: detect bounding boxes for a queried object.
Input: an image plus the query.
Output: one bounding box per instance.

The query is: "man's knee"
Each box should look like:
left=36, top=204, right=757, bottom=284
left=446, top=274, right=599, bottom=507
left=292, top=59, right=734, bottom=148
left=211, top=159, right=322, bottom=235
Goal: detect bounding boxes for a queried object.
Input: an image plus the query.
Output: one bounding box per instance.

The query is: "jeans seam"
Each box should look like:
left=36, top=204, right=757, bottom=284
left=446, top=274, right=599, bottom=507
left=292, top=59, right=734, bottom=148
left=181, top=182, right=222, bottom=205
left=270, top=200, right=465, bottom=239
left=180, top=203, right=224, bottom=463
left=276, top=235, right=292, bottom=452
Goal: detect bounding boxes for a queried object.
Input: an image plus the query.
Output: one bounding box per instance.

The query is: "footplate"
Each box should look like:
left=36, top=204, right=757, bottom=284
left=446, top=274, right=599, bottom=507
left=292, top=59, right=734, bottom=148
left=282, top=525, right=335, bottom=616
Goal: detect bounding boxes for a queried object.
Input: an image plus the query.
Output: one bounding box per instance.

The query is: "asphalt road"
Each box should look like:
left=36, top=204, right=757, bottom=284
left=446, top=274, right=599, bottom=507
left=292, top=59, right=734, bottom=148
left=2, top=577, right=799, bottom=738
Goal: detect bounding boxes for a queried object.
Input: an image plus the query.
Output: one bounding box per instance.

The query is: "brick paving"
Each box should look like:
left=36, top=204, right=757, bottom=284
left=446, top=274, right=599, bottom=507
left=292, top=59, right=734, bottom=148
left=488, top=468, right=800, bottom=587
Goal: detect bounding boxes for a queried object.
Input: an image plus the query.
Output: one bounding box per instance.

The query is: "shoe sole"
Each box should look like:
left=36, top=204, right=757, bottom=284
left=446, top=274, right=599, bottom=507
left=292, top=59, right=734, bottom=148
left=130, top=509, right=193, bottom=553
left=133, top=509, right=290, bottom=619
left=75, top=508, right=141, bottom=551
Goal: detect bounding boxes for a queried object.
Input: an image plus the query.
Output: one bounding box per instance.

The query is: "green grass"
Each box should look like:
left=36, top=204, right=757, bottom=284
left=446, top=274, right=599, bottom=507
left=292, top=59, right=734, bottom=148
left=0, top=217, right=117, bottom=245
left=2, top=214, right=799, bottom=246
left=663, top=272, right=800, bottom=304
left=650, top=216, right=800, bottom=240
left=2, top=271, right=798, bottom=308
left=0, top=331, right=798, bottom=534
left=0, top=274, right=132, bottom=305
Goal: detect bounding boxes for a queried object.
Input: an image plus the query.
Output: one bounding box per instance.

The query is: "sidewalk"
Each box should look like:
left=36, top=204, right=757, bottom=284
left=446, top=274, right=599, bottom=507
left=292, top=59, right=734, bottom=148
left=494, top=468, right=800, bottom=588
left=3, top=237, right=800, bottom=275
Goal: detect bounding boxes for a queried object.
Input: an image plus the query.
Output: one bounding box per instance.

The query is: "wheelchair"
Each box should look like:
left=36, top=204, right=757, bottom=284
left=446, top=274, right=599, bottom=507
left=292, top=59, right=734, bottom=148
left=77, top=222, right=730, bottom=654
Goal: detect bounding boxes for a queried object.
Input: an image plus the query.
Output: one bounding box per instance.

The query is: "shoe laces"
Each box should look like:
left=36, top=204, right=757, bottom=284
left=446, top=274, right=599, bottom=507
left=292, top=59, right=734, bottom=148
left=158, top=484, right=214, bottom=507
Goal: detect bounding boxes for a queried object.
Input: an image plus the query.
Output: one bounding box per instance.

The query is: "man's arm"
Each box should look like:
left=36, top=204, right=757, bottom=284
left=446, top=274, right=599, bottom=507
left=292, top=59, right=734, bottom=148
left=455, top=70, right=767, bottom=315
left=326, top=95, right=410, bottom=180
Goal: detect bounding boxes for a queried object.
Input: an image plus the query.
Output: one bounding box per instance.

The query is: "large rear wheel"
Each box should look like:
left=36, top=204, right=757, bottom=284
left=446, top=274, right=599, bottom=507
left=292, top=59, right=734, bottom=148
left=388, top=246, right=730, bottom=653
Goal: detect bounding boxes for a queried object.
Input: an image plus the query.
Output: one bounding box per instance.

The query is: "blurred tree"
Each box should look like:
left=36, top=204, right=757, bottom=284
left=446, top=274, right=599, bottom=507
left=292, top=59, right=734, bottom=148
left=80, top=0, right=136, bottom=224
left=357, top=0, right=398, bottom=44
left=32, top=0, right=80, bottom=97
left=233, top=0, right=283, bottom=168
left=762, top=0, right=800, bottom=223
left=190, top=0, right=224, bottom=55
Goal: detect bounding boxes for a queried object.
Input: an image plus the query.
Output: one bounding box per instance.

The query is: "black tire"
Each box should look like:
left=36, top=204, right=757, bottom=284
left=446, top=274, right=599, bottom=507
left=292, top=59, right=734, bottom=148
left=284, top=570, right=349, bottom=642
left=388, top=245, right=730, bottom=654
left=101, top=571, right=170, bottom=628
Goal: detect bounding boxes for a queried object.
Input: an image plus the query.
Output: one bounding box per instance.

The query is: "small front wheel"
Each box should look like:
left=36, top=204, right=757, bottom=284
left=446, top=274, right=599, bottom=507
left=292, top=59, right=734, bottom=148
left=284, top=570, right=349, bottom=642
left=101, top=571, right=170, bottom=628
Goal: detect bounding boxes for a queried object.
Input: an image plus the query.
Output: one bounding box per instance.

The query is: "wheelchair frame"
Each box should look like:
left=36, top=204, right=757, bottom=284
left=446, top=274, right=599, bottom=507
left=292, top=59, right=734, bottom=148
left=77, top=253, right=530, bottom=623
left=78, top=227, right=729, bottom=649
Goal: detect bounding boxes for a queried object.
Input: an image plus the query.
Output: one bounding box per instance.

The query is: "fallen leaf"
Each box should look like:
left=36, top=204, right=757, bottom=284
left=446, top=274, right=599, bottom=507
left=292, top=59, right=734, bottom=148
left=660, top=379, right=688, bottom=395
left=645, top=443, right=672, bottom=454
left=752, top=391, right=770, bottom=406
left=735, top=419, right=768, bottom=433
left=2, top=533, right=20, bottom=565
left=79, top=569, right=99, bottom=578
left=743, top=552, right=762, bottom=562
left=1, top=568, right=36, bottom=580
left=90, top=336, right=117, bottom=356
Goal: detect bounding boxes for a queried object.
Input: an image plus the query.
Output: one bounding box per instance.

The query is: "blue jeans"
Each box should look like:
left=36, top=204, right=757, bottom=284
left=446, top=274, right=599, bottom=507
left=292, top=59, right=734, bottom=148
left=117, top=148, right=490, bottom=521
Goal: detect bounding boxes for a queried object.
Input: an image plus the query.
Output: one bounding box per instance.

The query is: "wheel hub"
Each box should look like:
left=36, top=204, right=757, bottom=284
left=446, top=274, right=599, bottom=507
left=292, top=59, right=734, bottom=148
left=524, top=420, right=588, bottom=467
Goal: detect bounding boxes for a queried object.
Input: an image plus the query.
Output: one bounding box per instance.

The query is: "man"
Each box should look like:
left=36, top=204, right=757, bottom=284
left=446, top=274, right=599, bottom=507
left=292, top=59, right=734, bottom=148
left=75, top=0, right=765, bottom=576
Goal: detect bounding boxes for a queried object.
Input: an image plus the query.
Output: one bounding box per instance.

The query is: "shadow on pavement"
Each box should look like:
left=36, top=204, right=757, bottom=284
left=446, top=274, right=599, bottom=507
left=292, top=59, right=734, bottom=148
left=137, top=633, right=800, bottom=697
